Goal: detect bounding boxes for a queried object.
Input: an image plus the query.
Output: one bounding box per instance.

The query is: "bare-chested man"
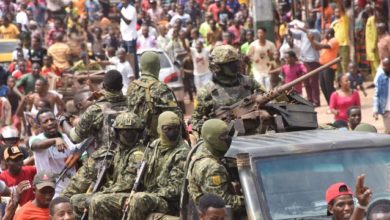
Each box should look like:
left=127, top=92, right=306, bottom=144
left=17, top=78, right=65, bottom=117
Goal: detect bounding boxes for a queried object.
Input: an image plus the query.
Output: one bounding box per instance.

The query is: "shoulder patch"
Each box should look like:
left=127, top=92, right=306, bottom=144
left=211, top=175, right=222, bottom=186
left=133, top=151, right=144, bottom=161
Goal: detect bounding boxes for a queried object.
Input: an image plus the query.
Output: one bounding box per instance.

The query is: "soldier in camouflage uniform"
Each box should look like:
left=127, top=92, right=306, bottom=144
left=65, top=70, right=127, bottom=147
left=190, top=45, right=265, bottom=137
left=126, top=111, right=189, bottom=220
left=127, top=51, right=182, bottom=142
left=66, top=112, right=145, bottom=220
left=187, top=119, right=245, bottom=212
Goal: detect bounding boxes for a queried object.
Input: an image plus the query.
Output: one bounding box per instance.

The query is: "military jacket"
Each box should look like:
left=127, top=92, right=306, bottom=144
left=62, top=146, right=114, bottom=198
left=142, top=138, right=190, bottom=212
left=191, top=75, right=263, bottom=133
left=127, top=75, right=182, bottom=140
left=70, top=90, right=127, bottom=146
left=187, top=144, right=245, bottom=211
left=101, top=144, right=145, bottom=193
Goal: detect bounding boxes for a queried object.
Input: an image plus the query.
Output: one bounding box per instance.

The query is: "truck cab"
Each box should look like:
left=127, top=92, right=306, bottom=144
left=182, top=130, right=390, bottom=220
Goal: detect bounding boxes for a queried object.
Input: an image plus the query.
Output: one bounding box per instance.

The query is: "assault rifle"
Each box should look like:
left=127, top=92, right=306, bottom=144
left=80, top=142, right=116, bottom=220
left=214, top=57, right=341, bottom=134
left=56, top=137, right=94, bottom=185
left=121, top=143, right=151, bottom=220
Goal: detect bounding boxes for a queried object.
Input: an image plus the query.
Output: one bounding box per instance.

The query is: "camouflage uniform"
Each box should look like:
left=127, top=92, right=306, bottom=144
left=69, top=90, right=127, bottom=146
left=190, top=45, right=264, bottom=135
left=126, top=111, right=190, bottom=220
left=61, top=147, right=114, bottom=198
left=188, top=119, right=245, bottom=211
left=127, top=51, right=181, bottom=141
left=69, top=112, right=146, bottom=220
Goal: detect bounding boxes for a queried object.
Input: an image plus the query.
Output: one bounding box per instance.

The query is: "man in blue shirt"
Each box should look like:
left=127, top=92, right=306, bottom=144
left=373, top=57, right=390, bottom=133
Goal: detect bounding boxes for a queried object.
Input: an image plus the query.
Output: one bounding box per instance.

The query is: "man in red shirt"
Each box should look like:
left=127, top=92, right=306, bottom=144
left=0, top=146, right=36, bottom=206
left=14, top=171, right=56, bottom=220
left=207, top=0, right=221, bottom=21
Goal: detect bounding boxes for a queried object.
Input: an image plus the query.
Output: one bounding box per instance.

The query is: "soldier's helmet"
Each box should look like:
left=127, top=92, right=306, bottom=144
left=1, top=126, right=20, bottom=139
left=112, top=112, right=144, bottom=130
left=209, top=45, right=240, bottom=64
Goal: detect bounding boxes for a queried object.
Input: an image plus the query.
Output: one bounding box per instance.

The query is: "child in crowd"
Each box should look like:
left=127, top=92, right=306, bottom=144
left=347, top=62, right=367, bottom=96
left=280, top=51, right=307, bottom=94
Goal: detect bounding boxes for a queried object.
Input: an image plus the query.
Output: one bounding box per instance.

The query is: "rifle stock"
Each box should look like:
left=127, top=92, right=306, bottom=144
left=215, top=57, right=341, bottom=121
left=56, top=137, right=94, bottom=185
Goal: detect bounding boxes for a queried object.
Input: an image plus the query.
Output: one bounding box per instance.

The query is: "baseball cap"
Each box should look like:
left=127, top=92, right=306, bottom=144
left=33, top=172, right=56, bottom=190
left=3, top=146, right=24, bottom=160
left=325, top=182, right=353, bottom=204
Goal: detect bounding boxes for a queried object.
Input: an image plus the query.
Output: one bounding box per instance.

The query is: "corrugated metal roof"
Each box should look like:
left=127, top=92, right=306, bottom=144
left=226, top=130, right=390, bottom=158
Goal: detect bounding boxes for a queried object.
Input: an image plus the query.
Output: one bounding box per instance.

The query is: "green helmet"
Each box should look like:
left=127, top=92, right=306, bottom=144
left=354, top=123, right=377, bottom=133
left=209, top=45, right=240, bottom=64
left=112, top=112, right=144, bottom=129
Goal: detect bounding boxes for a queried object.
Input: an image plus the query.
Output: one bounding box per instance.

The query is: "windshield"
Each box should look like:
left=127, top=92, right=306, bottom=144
left=137, top=52, right=171, bottom=69
left=255, top=147, right=390, bottom=220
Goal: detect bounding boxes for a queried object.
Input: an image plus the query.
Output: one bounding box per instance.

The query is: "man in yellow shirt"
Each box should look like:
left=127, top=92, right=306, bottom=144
left=331, top=0, right=349, bottom=74
left=0, top=16, right=20, bottom=39
left=365, top=11, right=380, bottom=79
left=47, top=33, right=72, bottom=71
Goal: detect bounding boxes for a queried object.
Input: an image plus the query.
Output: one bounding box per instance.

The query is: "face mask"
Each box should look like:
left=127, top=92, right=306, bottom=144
left=118, top=130, right=139, bottom=148
left=214, top=61, right=240, bottom=86
left=164, top=128, right=179, bottom=142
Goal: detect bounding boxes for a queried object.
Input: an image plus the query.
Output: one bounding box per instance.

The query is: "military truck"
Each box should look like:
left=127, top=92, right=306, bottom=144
left=181, top=129, right=390, bottom=220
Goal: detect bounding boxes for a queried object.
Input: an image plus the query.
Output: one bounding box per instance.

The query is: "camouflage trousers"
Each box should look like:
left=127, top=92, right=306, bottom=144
left=126, top=192, right=172, bottom=220
left=70, top=192, right=128, bottom=220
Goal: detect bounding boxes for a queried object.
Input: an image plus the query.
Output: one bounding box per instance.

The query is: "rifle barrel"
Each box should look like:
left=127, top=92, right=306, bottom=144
left=277, top=57, right=341, bottom=93
left=257, top=57, right=341, bottom=106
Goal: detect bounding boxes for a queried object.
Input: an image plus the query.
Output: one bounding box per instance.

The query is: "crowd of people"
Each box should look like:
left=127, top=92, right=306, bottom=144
left=0, top=0, right=388, bottom=218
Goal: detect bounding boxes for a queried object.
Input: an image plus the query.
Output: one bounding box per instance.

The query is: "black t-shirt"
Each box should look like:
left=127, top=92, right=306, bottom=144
left=29, top=47, right=47, bottom=66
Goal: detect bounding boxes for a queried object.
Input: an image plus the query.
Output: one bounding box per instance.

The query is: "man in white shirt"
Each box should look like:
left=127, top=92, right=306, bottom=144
left=190, top=41, right=212, bottom=90
left=120, top=0, right=138, bottom=78
left=113, top=48, right=134, bottom=94
left=16, top=3, right=28, bottom=31
left=247, top=27, right=276, bottom=87
left=279, top=34, right=300, bottom=61
left=157, top=25, right=169, bottom=51
left=29, top=109, right=76, bottom=197
left=137, top=25, right=157, bottom=50
left=100, top=48, right=135, bottom=94
left=169, top=4, right=191, bottom=27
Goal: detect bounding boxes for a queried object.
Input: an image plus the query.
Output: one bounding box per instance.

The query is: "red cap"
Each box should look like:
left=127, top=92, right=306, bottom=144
left=325, top=182, right=353, bottom=204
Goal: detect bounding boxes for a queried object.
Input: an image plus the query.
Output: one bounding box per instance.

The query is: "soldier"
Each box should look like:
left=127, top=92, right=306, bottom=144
left=188, top=119, right=245, bottom=212
left=127, top=51, right=181, bottom=142
left=125, top=111, right=189, bottom=220
left=65, top=112, right=145, bottom=220
left=190, top=45, right=265, bottom=138
left=62, top=70, right=127, bottom=148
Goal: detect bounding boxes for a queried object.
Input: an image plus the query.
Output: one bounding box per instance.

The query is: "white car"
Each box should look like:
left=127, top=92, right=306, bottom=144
left=137, top=48, right=186, bottom=112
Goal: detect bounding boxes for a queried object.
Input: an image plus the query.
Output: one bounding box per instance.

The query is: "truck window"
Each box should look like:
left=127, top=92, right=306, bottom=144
left=255, top=147, right=390, bottom=219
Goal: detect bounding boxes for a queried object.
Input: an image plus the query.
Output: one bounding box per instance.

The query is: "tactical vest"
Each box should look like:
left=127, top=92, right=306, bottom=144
left=96, top=100, right=128, bottom=148
left=127, top=79, right=159, bottom=140
left=205, top=76, right=254, bottom=110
